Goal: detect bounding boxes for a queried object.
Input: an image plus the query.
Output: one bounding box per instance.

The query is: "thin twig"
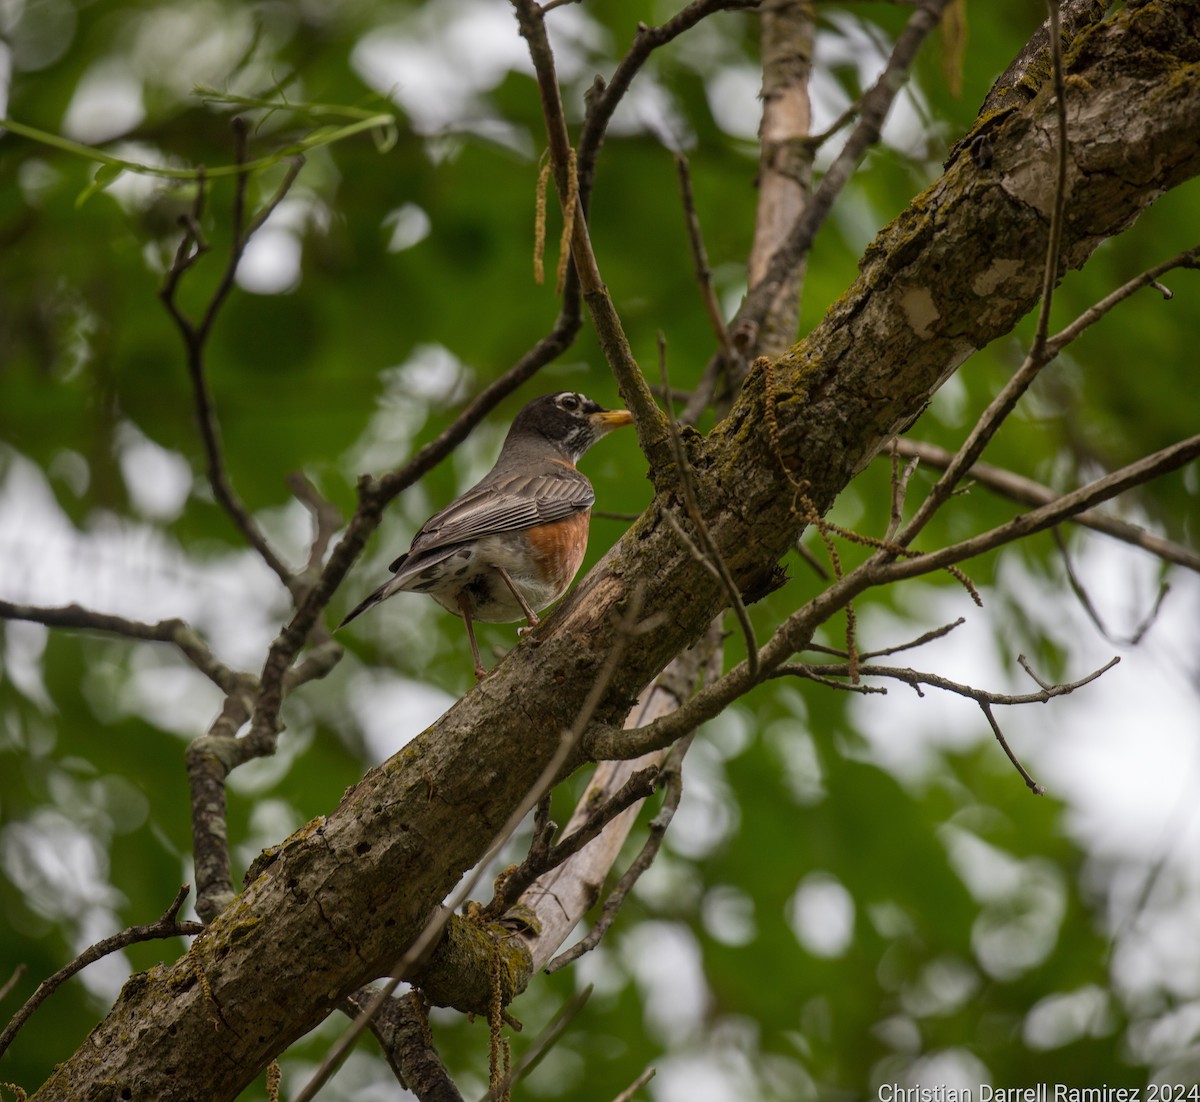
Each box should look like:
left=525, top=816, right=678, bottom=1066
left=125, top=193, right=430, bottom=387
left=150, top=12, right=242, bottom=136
left=0, top=601, right=241, bottom=694
left=878, top=434, right=1200, bottom=586
left=483, top=765, right=661, bottom=921
left=546, top=733, right=692, bottom=972
left=886, top=443, right=921, bottom=542
left=893, top=242, right=1200, bottom=554
left=980, top=700, right=1044, bottom=795
left=0, top=967, right=26, bottom=1006
left=779, top=654, right=1120, bottom=793
left=1052, top=529, right=1170, bottom=645
left=726, top=0, right=952, bottom=379
left=159, top=127, right=304, bottom=593
left=0, top=886, right=202, bottom=1060
left=659, top=336, right=759, bottom=676
left=511, top=0, right=667, bottom=461
left=805, top=655, right=1120, bottom=707
left=577, top=0, right=759, bottom=207
left=612, top=1067, right=656, bottom=1102
left=1045, top=245, right=1200, bottom=356
left=860, top=617, right=967, bottom=659
left=794, top=538, right=830, bottom=580
left=288, top=471, right=344, bottom=584
left=674, top=153, right=734, bottom=361
left=888, top=438, right=1200, bottom=574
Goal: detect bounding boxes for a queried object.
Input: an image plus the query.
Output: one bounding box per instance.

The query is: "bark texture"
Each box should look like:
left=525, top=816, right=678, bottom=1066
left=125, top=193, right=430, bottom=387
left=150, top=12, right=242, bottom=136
left=31, top=4, right=1200, bottom=1098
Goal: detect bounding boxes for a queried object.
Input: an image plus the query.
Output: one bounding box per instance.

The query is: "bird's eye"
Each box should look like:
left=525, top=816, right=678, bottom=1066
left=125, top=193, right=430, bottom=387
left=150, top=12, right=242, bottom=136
left=560, top=394, right=581, bottom=411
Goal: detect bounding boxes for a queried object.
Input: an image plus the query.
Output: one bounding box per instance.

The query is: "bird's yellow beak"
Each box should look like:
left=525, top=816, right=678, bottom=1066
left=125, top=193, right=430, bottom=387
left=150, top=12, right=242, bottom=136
left=590, top=409, right=634, bottom=431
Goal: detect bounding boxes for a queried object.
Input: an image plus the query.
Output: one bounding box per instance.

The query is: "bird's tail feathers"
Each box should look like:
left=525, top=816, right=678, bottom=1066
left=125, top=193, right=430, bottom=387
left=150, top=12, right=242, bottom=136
left=337, top=576, right=404, bottom=629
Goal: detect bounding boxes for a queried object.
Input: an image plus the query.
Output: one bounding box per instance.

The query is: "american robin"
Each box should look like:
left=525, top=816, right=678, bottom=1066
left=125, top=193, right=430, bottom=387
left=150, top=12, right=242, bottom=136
left=340, top=391, right=634, bottom=677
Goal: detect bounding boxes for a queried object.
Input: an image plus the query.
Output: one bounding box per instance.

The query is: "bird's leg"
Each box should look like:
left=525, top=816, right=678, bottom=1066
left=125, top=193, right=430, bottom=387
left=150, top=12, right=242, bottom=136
left=495, top=566, right=541, bottom=634
left=456, top=592, right=488, bottom=679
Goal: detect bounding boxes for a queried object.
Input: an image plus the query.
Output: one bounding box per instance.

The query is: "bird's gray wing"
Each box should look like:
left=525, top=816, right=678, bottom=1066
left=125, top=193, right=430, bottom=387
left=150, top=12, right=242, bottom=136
left=388, top=464, right=594, bottom=573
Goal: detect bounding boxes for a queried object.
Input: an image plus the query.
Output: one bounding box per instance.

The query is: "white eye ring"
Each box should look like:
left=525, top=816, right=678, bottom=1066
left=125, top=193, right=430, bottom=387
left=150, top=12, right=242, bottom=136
left=560, top=394, right=581, bottom=411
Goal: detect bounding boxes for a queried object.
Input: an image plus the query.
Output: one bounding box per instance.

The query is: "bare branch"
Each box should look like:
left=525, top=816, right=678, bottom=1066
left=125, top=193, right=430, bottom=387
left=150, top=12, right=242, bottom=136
left=0, top=600, right=241, bottom=694
left=546, top=733, right=692, bottom=973
left=892, top=242, right=1200, bottom=552
left=768, top=664, right=888, bottom=694
left=159, top=126, right=305, bottom=593
left=1045, top=244, right=1200, bottom=355
left=743, top=0, right=815, bottom=361
left=511, top=0, right=667, bottom=460
left=482, top=765, right=661, bottom=922
left=0, top=967, right=26, bottom=1006
left=729, top=0, right=952, bottom=370
left=0, top=886, right=202, bottom=1061
left=886, top=443, right=921, bottom=542
left=674, top=153, right=734, bottom=363
left=612, top=1067, right=657, bottom=1102
left=659, top=337, right=758, bottom=676
left=288, top=471, right=344, bottom=585
left=588, top=430, right=1196, bottom=763
left=879, top=434, right=1200, bottom=586
left=889, top=438, right=1200, bottom=574
left=1052, top=528, right=1170, bottom=645
left=577, top=0, right=759, bottom=203
left=783, top=653, right=1120, bottom=793
left=980, top=700, right=1044, bottom=795
left=815, top=655, right=1121, bottom=708
left=860, top=617, right=967, bottom=659
left=343, top=989, right=464, bottom=1102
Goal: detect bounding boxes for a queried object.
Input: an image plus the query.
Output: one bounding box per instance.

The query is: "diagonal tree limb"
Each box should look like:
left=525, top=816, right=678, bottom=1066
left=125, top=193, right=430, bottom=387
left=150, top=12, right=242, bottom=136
left=890, top=438, right=1200, bottom=574
left=588, top=433, right=1200, bottom=762
left=291, top=590, right=651, bottom=1102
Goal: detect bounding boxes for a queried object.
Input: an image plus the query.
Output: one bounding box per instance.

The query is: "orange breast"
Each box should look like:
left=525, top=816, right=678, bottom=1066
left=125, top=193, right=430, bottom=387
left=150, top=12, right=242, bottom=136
left=524, top=510, right=591, bottom=596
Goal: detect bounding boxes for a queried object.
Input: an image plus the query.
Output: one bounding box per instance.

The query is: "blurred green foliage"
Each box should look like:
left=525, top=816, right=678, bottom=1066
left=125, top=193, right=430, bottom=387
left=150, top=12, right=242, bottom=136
left=2, top=1, right=1198, bottom=1099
